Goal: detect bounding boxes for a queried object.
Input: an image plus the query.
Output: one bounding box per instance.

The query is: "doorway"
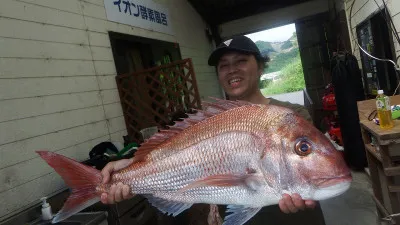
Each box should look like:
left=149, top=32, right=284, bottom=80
left=108, top=32, right=182, bottom=75
left=108, top=32, right=202, bottom=143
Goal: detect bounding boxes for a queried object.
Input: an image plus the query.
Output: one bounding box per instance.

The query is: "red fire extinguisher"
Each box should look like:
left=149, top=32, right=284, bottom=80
left=322, top=84, right=337, bottom=111
left=322, top=83, right=343, bottom=146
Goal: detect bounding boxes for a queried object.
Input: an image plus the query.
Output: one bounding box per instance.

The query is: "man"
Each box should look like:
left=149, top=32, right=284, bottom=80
left=203, top=35, right=325, bottom=225
left=100, top=35, right=326, bottom=225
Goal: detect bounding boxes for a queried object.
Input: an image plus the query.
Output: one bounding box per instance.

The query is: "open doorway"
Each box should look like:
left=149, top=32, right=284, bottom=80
left=246, top=23, right=306, bottom=105
left=108, top=32, right=202, bottom=144
left=108, top=31, right=182, bottom=75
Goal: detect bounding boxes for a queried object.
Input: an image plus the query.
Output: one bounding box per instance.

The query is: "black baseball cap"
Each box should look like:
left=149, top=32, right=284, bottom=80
left=208, top=35, right=266, bottom=66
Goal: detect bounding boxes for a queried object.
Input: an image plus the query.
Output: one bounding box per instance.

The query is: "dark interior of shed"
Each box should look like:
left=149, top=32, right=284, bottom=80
left=356, top=8, right=399, bottom=97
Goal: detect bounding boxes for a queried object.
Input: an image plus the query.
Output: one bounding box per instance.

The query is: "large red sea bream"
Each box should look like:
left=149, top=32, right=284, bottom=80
left=37, top=98, right=352, bottom=225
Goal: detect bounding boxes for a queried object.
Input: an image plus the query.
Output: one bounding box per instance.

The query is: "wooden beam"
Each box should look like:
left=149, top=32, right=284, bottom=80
left=187, top=0, right=314, bottom=25
left=385, top=167, right=400, bottom=176
left=388, top=186, right=400, bottom=193
left=365, top=143, right=383, bottom=163
left=372, top=195, right=396, bottom=224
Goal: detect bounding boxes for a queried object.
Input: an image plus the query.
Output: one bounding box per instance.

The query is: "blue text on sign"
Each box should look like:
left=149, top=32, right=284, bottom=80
left=113, top=0, right=168, bottom=26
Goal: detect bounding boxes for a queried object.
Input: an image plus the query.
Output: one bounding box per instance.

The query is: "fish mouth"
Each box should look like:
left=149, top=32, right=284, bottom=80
left=312, top=180, right=351, bottom=201
left=312, top=173, right=352, bottom=188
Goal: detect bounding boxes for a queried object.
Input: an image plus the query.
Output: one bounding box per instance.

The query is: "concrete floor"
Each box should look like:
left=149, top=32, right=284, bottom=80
left=319, top=170, right=381, bottom=225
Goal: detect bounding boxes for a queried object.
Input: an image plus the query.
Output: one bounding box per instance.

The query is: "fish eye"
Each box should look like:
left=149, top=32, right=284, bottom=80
left=295, top=140, right=312, bottom=156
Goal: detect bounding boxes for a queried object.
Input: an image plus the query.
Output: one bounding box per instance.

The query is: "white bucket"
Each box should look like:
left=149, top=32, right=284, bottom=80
left=140, top=126, right=159, bottom=140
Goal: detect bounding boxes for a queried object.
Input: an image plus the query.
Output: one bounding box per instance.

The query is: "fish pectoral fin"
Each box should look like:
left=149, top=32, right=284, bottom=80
left=178, top=174, right=264, bottom=194
left=144, top=195, right=192, bottom=217
left=223, top=205, right=262, bottom=225
left=244, top=174, right=265, bottom=191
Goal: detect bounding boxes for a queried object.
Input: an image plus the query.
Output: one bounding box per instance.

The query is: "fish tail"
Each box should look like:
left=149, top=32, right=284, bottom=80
left=36, top=151, right=102, bottom=223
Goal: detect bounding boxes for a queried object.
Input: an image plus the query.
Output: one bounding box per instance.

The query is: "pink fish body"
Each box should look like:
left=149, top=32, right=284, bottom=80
left=37, top=98, right=352, bottom=225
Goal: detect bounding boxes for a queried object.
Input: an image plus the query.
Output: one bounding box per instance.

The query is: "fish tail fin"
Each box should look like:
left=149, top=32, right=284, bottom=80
left=36, top=151, right=102, bottom=223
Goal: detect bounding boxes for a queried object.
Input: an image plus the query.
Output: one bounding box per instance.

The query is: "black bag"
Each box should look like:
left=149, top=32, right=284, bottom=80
left=331, top=53, right=367, bottom=170
left=83, top=142, right=119, bottom=170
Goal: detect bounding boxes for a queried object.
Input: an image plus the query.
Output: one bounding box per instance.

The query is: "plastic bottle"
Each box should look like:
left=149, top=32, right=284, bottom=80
left=40, top=197, right=53, bottom=220
left=376, top=90, right=394, bottom=129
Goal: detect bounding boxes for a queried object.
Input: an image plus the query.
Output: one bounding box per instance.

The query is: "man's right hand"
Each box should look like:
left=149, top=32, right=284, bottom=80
left=100, top=158, right=134, bottom=204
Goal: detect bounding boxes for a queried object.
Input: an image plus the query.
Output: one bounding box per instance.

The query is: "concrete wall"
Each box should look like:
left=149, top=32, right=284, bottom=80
left=219, top=0, right=329, bottom=39
left=344, top=0, right=400, bottom=65
left=0, top=0, right=220, bottom=220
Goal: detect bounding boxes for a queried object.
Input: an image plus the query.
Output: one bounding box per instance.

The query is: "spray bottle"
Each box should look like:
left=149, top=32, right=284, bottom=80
left=40, top=197, right=53, bottom=221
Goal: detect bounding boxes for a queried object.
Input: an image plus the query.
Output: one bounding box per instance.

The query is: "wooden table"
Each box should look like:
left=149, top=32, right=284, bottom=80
left=358, top=96, right=400, bottom=224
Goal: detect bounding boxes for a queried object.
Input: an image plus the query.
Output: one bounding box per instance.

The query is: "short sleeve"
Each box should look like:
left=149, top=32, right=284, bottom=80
left=268, top=98, right=312, bottom=123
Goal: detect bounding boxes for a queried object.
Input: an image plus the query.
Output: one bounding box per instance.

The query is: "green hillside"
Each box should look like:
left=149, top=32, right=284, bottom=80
left=281, top=40, right=293, bottom=50
left=261, top=55, right=305, bottom=95
left=256, top=31, right=305, bottom=95
left=266, top=48, right=299, bottom=73
left=255, top=41, right=276, bottom=57
left=255, top=32, right=299, bottom=73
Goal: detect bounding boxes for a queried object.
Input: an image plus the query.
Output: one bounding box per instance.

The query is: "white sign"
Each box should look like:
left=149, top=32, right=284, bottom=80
left=104, top=0, right=173, bottom=35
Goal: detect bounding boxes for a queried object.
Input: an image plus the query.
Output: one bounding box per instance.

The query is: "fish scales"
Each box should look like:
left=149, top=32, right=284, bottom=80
left=132, top=133, right=261, bottom=189
left=99, top=105, right=297, bottom=206
left=107, top=105, right=274, bottom=186
left=130, top=132, right=271, bottom=206
left=160, top=109, right=286, bottom=183
left=148, top=105, right=274, bottom=160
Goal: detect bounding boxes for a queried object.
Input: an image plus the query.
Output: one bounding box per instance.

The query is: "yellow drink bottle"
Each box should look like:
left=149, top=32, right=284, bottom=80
left=376, top=90, right=394, bottom=129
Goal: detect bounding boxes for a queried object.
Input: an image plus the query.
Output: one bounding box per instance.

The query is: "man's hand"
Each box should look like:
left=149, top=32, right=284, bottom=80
left=100, top=158, right=134, bottom=204
left=207, top=204, right=223, bottom=225
left=278, top=193, right=316, bottom=213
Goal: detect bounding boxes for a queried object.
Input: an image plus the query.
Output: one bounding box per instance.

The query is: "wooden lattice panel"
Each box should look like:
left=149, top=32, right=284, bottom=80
left=116, top=58, right=202, bottom=144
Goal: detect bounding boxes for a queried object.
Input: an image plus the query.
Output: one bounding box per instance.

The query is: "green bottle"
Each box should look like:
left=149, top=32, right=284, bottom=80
left=376, top=90, right=394, bottom=129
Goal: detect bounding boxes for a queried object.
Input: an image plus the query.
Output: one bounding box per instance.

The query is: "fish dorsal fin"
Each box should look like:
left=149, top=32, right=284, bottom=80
left=203, top=97, right=253, bottom=113
left=133, top=98, right=254, bottom=162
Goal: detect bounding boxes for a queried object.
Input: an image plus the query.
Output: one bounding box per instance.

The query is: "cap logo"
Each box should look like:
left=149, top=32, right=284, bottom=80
left=223, top=39, right=233, bottom=46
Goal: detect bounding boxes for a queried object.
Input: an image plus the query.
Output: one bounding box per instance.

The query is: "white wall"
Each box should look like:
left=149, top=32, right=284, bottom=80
left=0, top=0, right=220, bottom=220
left=344, top=0, right=400, bottom=64
left=219, top=0, right=329, bottom=39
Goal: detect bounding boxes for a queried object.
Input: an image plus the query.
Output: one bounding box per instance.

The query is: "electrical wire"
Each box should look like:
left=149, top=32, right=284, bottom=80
left=372, top=0, right=400, bottom=46
left=349, top=0, right=400, bottom=95
left=349, top=0, right=398, bottom=68
left=382, top=0, right=400, bottom=45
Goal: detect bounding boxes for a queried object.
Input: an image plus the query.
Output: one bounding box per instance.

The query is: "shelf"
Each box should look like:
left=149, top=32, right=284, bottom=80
left=359, top=96, right=400, bottom=225
left=360, top=120, right=400, bottom=144
left=389, top=185, right=400, bottom=193
left=385, top=166, right=400, bottom=176
left=364, top=144, right=400, bottom=176
left=365, top=143, right=382, bottom=163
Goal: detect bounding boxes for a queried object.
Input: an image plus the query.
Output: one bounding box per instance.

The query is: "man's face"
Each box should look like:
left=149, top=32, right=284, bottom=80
left=217, top=52, right=262, bottom=99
